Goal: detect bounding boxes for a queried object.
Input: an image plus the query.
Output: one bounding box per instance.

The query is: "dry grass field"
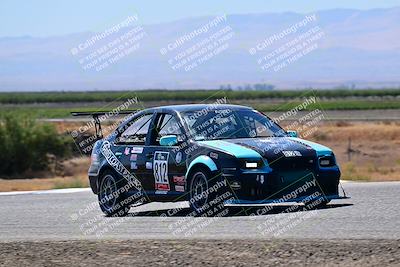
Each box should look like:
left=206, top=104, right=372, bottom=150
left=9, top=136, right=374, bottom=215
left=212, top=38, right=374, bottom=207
left=310, top=122, right=400, bottom=181
left=0, top=121, right=399, bottom=192
left=0, top=157, right=90, bottom=192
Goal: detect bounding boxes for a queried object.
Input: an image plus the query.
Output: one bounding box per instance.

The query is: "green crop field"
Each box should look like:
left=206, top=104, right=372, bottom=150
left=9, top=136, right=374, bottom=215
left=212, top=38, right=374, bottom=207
left=0, top=89, right=399, bottom=104
left=1, top=100, right=400, bottom=118
left=0, top=89, right=399, bottom=118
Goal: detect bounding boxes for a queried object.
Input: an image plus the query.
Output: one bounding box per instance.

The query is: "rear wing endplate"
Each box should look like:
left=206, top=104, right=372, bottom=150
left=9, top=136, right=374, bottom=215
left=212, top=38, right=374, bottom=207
left=71, top=110, right=138, bottom=139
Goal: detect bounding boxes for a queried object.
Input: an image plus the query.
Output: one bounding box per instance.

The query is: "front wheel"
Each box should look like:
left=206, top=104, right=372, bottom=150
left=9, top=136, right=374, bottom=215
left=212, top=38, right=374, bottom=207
left=98, top=170, right=130, bottom=217
left=188, top=168, right=228, bottom=216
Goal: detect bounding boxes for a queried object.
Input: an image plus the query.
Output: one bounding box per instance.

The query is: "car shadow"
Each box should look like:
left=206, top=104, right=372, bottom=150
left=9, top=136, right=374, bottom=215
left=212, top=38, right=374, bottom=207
left=126, top=203, right=353, bottom=217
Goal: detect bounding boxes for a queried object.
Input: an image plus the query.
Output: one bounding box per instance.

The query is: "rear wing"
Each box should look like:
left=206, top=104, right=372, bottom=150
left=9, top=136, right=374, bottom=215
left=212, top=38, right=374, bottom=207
left=71, top=110, right=139, bottom=139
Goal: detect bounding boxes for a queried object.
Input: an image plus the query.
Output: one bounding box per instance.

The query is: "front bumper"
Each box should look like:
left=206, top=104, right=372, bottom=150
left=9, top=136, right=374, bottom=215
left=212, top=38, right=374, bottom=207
left=222, top=165, right=342, bottom=202
left=225, top=194, right=349, bottom=205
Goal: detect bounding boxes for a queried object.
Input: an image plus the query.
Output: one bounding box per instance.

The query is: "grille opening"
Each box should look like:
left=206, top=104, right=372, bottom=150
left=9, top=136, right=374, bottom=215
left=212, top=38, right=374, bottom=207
left=269, top=156, right=316, bottom=171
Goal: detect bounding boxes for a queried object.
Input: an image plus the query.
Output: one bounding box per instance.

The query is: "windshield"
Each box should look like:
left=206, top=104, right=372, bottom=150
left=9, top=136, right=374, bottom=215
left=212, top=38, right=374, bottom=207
left=182, top=108, right=286, bottom=141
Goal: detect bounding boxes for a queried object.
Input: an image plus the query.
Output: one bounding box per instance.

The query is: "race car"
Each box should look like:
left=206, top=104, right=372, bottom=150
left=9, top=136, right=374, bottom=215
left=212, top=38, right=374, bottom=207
left=80, top=104, right=347, bottom=216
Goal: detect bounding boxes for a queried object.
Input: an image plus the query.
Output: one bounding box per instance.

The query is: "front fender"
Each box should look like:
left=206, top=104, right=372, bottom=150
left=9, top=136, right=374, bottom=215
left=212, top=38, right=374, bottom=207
left=185, top=155, right=218, bottom=178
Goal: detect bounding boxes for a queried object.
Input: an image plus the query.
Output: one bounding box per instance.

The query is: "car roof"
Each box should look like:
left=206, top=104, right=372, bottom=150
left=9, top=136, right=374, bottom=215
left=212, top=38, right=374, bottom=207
left=145, top=104, right=253, bottom=113
left=115, top=104, right=257, bottom=139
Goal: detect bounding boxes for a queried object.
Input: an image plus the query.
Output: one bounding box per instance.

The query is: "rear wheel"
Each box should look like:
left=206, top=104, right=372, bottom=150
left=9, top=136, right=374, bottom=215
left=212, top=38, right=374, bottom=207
left=98, top=170, right=130, bottom=217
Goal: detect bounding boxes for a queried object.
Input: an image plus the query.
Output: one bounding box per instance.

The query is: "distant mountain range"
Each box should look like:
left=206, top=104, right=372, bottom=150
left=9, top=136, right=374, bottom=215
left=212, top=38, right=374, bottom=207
left=0, top=7, right=399, bottom=91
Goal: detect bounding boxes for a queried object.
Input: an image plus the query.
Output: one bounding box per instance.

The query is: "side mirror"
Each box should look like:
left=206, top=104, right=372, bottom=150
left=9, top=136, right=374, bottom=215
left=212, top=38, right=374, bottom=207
left=287, top=130, right=298, bottom=138
left=160, top=135, right=178, bottom=146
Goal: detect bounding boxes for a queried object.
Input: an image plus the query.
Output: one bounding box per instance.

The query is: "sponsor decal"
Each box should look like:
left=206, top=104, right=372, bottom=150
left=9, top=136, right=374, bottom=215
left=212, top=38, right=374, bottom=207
left=173, top=175, right=185, bottom=186
left=153, top=151, right=170, bottom=191
left=131, top=147, right=144, bottom=154
left=155, top=190, right=168, bottom=194
left=175, top=185, right=185, bottom=192
left=131, top=161, right=138, bottom=170
left=175, top=152, right=182, bottom=164
left=124, top=147, right=130, bottom=155
left=282, top=150, right=302, bottom=157
left=146, top=161, right=152, bottom=169
left=230, top=181, right=241, bottom=190
left=100, top=141, right=142, bottom=191
left=130, top=154, right=138, bottom=161
left=209, top=152, right=218, bottom=159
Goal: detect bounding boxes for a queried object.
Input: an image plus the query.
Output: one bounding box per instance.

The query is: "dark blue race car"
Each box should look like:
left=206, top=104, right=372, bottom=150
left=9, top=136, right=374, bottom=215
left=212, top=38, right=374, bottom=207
left=83, top=104, right=347, bottom=216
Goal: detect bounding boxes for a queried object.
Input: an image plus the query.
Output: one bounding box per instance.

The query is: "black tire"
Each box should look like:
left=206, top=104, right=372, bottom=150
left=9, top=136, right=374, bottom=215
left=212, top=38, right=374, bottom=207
left=98, top=170, right=131, bottom=217
left=188, top=168, right=228, bottom=216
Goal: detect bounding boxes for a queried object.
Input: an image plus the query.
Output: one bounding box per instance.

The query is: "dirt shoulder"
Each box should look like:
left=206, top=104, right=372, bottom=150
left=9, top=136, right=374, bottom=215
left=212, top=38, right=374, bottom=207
left=0, top=157, right=90, bottom=192
left=0, top=239, right=399, bottom=266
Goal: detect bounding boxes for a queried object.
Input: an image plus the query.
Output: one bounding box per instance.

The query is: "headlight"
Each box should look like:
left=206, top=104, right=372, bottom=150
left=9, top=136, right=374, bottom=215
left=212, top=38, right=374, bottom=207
left=241, top=159, right=264, bottom=169
left=320, top=159, right=330, bottom=166
left=245, top=162, right=258, bottom=168
left=319, top=155, right=335, bottom=167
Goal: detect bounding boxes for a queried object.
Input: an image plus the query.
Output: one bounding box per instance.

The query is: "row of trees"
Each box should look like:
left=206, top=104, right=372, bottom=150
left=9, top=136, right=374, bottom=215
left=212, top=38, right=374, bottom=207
left=219, top=83, right=275, bottom=91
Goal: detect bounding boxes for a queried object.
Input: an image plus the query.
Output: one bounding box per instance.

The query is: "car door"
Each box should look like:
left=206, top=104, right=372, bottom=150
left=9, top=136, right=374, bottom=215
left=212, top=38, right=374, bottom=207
left=144, top=112, right=187, bottom=196
left=114, top=113, right=154, bottom=190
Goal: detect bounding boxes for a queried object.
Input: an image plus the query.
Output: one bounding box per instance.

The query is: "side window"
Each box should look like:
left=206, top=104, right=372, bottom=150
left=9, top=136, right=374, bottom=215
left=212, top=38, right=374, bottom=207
left=119, top=114, right=153, bottom=144
left=153, top=114, right=183, bottom=145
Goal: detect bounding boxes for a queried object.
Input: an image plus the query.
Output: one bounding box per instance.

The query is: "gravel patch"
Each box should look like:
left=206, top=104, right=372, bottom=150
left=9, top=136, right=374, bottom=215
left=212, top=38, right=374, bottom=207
left=0, top=239, right=399, bottom=266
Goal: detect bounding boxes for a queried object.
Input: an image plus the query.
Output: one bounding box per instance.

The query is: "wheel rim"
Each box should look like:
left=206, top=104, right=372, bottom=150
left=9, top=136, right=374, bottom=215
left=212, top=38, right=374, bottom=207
left=190, top=172, right=209, bottom=211
left=99, top=174, right=118, bottom=212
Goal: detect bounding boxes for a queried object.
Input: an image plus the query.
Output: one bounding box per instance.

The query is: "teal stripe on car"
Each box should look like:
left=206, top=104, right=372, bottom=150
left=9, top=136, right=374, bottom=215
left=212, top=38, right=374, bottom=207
left=185, top=155, right=217, bottom=178
left=288, top=137, right=332, bottom=156
left=198, top=140, right=262, bottom=159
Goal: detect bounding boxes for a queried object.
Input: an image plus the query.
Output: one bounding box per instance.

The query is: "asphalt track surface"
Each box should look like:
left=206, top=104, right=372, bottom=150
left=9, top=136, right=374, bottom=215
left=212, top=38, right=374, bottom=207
left=0, top=181, right=399, bottom=241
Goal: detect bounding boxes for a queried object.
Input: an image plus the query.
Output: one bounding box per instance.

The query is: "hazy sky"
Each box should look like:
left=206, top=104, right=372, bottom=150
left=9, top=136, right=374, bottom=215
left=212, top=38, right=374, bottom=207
left=1, top=0, right=400, bottom=37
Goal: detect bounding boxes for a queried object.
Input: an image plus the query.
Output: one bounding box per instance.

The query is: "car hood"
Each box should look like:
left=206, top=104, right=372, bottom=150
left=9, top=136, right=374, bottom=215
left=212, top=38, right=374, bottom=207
left=198, top=137, right=333, bottom=160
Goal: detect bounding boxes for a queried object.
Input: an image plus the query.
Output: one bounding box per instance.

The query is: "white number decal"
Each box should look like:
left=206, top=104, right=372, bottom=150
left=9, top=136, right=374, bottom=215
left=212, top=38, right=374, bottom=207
left=153, top=151, right=170, bottom=191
